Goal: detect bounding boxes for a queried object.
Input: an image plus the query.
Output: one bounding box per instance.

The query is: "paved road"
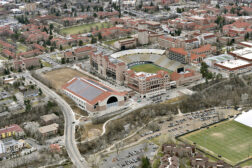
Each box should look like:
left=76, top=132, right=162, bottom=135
left=25, top=72, right=89, bottom=168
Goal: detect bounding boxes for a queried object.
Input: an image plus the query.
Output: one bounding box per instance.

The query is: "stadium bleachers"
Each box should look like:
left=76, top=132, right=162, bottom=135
left=118, top=52, right=184, bottom=72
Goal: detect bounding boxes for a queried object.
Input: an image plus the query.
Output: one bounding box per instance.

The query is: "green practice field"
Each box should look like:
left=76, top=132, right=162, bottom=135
left=130, top=64, right=172, bottom=74
left=180, top=120, right=252, bottom=165
left=60, top=22, right=110, bottom=35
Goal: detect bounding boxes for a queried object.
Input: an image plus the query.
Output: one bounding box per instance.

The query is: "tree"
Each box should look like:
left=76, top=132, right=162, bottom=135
left=177, top=8, right=182, bottom=13
left=200, top=62, right=212, bottom=80
left=13, top=95, right=17, bottom=101
left=91, top=36, right=97, bottom=44
left=24, top=100, right=31, bottom=112
left=61, top=58, right=66, bottom=64
left=39, top=88, right=42, bottom=96
left=79, top=40, right=83, bottom=46
left=60, top=45, right=63, bottom=50
left=141, top=157, right=151, bottom=168
left=245, top=32, right=249, bottom=41
left=49, top=24, right=54, bottom=30
left=98, top=32, right=102, bottom=40
left=63, top=3, right=67, bottom=9
left=93, top=13, right=97, bottom=17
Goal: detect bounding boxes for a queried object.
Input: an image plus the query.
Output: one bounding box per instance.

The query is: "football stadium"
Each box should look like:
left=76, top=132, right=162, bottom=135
left=111, top=49, right=183, bottom=73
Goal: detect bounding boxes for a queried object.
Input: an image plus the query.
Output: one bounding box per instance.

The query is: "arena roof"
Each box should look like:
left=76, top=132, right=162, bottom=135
left=111, top=49, right=166, bottom=58
left=62, top=77, right=126, bottom=105
left=235, top=110, right=252, bottom=128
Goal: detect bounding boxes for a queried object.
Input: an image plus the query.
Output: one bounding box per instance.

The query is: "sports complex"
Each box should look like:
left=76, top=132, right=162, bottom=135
left=111, top=49, right=183, bottom=73
left=179, top=111, right=252, bottom=166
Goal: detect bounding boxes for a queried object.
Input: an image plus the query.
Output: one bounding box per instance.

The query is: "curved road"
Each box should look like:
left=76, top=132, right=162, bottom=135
left=26, top=73, right=88, bottom=168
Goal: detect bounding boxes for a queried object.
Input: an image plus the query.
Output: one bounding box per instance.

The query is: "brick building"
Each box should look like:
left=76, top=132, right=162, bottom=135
left=0, top=124, right=25, bottom=139
left=170, top=69, right=202, bottom=86
left=90, top=53, right=127, bottom=84
left=62, top=77, right=127, bottom=112
left=125, top=70, right=171, bottom=98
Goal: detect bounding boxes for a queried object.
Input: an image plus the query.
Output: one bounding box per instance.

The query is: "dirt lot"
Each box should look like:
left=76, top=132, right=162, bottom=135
left=42, top=68, right=93, bottom=90
left=81, top=123, right=103, bottom=141
left=42, top=68, right=93, bottom=116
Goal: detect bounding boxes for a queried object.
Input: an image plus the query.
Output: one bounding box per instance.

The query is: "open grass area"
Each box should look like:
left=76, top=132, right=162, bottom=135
left=60, top=22, right=110, bottom=35
left=0, top=55, right=7, bottom=60
left=42, top=67, right=94, bottom=90
left=41, top=60, right=52, bottom=67
left=239, top=159, right=252, bottom=167
left=104, top=37, right=130, bottom=46
left=130, top=63, right=172, bottom=74
left=180, top=120, right=252, bottom=165
left=17, top=43, right=27, bottom=53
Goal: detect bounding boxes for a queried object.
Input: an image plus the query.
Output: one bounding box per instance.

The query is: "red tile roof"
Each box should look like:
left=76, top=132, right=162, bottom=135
left=74, top=46, right=94, bottom=53
left=170, top=69, right=195, bottom=81
left=62, top=77, right=127, bottom=105
left=169, top=48, right=187, bottom=55
left=0, top=124, right=23, bottom=135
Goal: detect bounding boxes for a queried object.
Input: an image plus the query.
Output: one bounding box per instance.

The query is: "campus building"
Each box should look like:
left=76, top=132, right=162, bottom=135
left=62, top=77, right=127, bottom=112
left=214, top=59, right=252, bottom=74
left=168, top=48, right=190, bottom=64
left=229, top=47, right=252, bottom=62
left=90, top=53, right=127, bottom=84
left=170, top=69, right=202, bottom=86
left=125, top=70, right=171, bottom=98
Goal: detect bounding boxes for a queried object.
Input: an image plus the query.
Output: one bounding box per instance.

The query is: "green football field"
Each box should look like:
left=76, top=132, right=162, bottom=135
left=130, top=64, right=172, bottom=74
left=180, top=120, right=252, bottom=165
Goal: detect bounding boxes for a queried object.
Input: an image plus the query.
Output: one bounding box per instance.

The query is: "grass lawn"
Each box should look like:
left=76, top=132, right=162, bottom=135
left=17, top=43, right=27, bottom=53
left=104, top=37, right=131, bottom=46
left=239, top=159, right=252, bottom=167
left=0, top=55, right=7, bottom=60
left=180, top=120, right=252, bottom=165
left=60, top=22, right=110, bottom=35
left=130, top=63, right=172, bottom=74
left=41, top=60, right=52, bottom=67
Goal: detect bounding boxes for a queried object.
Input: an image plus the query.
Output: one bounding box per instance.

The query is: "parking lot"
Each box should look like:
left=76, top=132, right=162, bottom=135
left=100, top=143, right=158, bottom=168
left=136, top=107, right=240, bottom=143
